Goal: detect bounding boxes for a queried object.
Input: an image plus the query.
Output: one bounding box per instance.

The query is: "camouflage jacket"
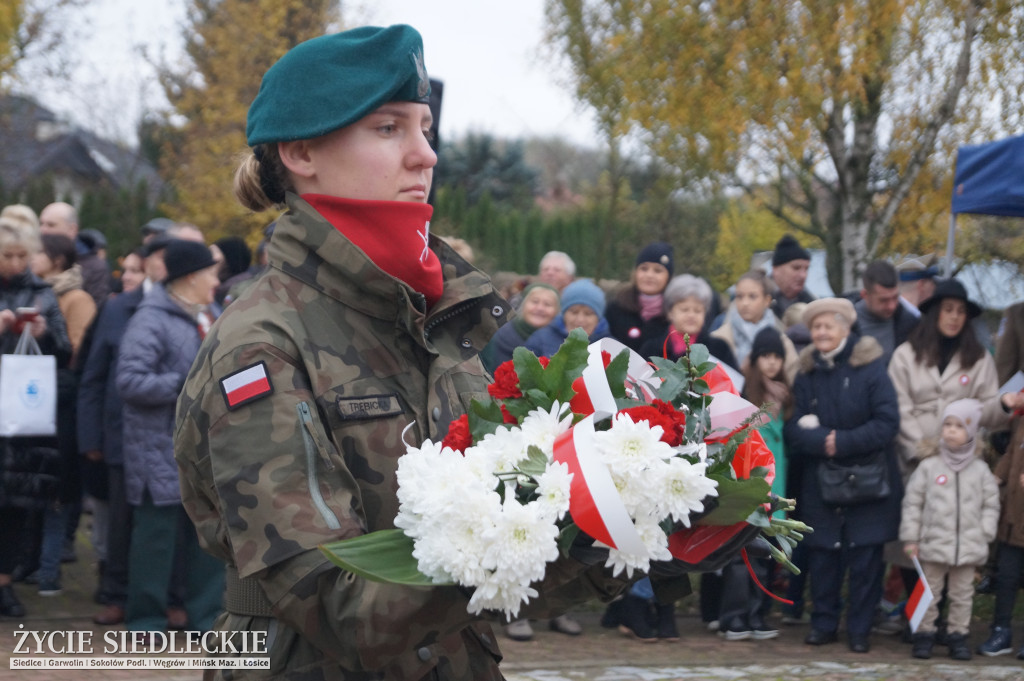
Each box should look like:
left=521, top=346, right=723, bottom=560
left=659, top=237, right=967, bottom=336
left=175, top=195, right=629, bottom=680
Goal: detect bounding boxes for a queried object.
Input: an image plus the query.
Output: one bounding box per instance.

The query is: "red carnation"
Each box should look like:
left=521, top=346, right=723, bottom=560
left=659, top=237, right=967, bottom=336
left=500, top=405, right=518, bottom=424
left=441, top=414, right=472, bottom=454
left=617, top=405, right=682, bottom=446
left=488, top=361, right=523, bottom=399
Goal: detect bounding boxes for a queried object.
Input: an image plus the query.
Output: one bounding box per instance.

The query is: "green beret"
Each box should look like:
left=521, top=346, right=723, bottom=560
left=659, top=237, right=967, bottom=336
left=246, top=24, right=431, bottom=146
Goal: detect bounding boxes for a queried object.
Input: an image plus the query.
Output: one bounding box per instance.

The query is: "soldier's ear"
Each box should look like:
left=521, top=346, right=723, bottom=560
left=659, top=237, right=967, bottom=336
left=277, top=140, right=316, bottom=180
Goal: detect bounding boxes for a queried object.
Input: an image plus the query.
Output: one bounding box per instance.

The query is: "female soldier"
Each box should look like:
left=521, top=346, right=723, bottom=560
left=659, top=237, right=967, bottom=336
left=174, top=26, right=644, bottom=680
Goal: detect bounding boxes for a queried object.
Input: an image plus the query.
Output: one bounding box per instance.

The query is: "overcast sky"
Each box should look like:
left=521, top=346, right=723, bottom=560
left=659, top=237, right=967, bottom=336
left=35, top=0, right=598, bottom=148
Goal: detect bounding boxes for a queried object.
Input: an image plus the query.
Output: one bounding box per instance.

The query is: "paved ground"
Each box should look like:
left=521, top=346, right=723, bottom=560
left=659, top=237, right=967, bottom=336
left=2, top=527, right=1023, bottom=681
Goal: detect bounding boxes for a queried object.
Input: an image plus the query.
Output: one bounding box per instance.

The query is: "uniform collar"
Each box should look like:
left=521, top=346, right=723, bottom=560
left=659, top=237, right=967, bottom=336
left=268, top=193, right=506, bottom=342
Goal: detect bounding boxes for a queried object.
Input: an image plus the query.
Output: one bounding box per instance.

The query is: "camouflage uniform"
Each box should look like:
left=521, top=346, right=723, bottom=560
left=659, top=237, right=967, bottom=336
left=175, top=195, right=630, bottom=680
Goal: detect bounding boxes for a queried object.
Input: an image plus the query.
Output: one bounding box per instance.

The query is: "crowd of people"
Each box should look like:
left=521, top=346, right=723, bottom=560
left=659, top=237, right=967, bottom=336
left=0, top=202, right=268, bottom=636
left=0, top=22, right=1023, bottom=680
left=490, top=234, right=1024, bottom=662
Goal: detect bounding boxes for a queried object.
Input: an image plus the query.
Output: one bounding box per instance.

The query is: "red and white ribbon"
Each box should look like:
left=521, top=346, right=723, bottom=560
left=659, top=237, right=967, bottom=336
left=707, top=390, right=759, bottom=438
left=553, top=415, right=646, bottom=555
left=578, top=339, right=660, bottom=418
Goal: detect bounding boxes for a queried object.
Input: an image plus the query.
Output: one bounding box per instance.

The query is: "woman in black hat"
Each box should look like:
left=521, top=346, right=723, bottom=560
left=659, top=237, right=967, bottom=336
left=889, top=278, right=1017, bottom=481
left=116, top=239, right=222, bottom=638
left=605, top=242, right=675, bottom=353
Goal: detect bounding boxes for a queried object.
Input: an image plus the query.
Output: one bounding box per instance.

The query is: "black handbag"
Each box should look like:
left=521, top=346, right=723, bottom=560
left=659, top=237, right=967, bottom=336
left=816, top=451, right=891, bottom=507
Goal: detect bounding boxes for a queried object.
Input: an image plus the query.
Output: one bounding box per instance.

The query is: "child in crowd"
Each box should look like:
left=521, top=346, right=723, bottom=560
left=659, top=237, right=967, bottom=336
left=712, top=270, right=797, bottom=380
left=716, top=328, right=793, bottom=641
left=900, top=398, right=999, bottom=661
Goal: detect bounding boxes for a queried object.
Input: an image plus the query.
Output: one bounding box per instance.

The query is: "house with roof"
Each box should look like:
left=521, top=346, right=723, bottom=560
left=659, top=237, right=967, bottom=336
left=0, top=94, right=164, bottom=206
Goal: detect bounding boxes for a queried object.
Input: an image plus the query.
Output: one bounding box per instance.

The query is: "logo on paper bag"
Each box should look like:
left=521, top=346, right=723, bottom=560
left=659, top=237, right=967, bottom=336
left=20, top=379, right=44, bottom=408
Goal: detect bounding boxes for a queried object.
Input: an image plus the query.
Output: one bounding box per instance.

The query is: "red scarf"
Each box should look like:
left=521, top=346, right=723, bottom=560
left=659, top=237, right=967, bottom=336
left=303, top=194, right=444, bottom=307
left=667, top=328, right=696, bottom=357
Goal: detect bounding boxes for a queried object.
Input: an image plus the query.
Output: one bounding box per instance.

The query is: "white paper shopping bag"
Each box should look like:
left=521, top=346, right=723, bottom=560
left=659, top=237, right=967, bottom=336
left=0, top=326, right=57, bottom=436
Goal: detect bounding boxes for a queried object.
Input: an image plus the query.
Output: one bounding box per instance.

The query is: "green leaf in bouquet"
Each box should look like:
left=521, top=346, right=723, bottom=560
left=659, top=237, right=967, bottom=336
left=468, top=399, right=505, bottom=441
left=750, top=465, right=772, bottom=480
left=320, top=529, right=448, bottom=586
left=518, top=444, right=549, bottom=478
left=539, top=328, right=591, bottom=400
left=688, top=343, right=710, bottom=368
left=557, top=523, right=582, bottom=558
left=744, top=506, right=771, bottom=528
left=696, top=475, right=771, bottom=526
left=650, top=356, right=690, bottom=404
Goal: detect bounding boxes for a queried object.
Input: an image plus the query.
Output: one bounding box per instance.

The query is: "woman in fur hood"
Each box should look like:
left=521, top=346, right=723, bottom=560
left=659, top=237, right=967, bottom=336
left=784, top=297, right=901, bottom=654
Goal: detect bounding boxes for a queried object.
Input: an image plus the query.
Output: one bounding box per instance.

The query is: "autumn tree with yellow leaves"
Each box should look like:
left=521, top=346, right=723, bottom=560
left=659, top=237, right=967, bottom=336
left=546, top=0, right=1024, bottom=292
left=156, top=0, right=338, bottom=240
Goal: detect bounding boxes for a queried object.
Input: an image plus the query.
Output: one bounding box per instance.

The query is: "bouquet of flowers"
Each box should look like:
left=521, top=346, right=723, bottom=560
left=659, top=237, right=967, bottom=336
left=321, top=329, right=810, bottom=618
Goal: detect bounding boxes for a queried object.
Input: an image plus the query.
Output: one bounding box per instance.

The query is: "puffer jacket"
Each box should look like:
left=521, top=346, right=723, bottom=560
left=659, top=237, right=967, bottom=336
left=784, top=334, right=902, bottom=549
left=117, top=284, right=205, bottom=506
left=174, top=194, right=633, bottom=681
left=899, top=444, right=999, bottom=566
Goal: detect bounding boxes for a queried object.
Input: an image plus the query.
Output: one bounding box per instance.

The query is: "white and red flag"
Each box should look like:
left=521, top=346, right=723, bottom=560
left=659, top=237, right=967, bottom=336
left=906, top=556, right=935, bottom=633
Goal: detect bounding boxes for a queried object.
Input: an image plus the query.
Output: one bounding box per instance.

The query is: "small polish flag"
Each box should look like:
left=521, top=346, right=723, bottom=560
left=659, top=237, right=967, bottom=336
left=220, top=362, right=273, bottom=411
left=906, top=556, right=934, bottom=633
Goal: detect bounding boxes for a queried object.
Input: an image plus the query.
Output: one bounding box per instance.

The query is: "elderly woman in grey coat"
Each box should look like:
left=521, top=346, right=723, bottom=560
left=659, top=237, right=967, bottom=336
left=117, top=240, right=224, bottom=636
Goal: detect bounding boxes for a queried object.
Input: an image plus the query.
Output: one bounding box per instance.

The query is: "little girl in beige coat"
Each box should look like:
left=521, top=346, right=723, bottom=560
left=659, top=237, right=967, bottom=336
left=900, top=398, right=999, bottom=660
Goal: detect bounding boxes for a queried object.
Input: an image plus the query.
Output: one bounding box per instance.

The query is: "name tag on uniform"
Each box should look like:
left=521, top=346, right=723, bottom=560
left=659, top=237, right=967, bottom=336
left=335, top=394, right=403, bottom=420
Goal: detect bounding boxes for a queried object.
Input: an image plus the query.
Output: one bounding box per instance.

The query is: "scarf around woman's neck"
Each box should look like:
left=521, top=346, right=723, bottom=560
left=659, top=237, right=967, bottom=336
left=638, top=293, right=664, bottom=322
left=761, top=376, right=790, bottom=419
left=818, top=336, right=849, bottom=368
left=729, top=305, right=777, bottom=364
left=303, top=194, right=443, bottom=308
left=45, top=264, right=84, bottom=297
left=940, top=436, right=977, bottom=473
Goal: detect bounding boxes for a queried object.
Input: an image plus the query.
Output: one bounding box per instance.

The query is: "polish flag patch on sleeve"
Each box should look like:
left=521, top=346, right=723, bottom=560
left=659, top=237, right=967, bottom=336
left=220, top=361, right=274, bottom=411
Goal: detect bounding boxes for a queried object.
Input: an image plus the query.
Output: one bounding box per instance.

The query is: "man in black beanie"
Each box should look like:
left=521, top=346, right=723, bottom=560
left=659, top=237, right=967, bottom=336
left=770, top=234, right=815, bottom=318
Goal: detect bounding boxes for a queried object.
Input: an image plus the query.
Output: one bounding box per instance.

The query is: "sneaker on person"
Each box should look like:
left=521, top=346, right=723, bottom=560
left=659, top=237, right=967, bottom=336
left=718, top=618, right=752, bottom=641
left=977, top=626, right=1012, bottom=656
left=750, top=621, right=779, bottom=640
left=505, top=620, right=534, bottom=641
left=871, top=607, right=905, bottom=635
left=549, top=614, right=581, bottom=636
left=38, top=581, right=62, bottom=597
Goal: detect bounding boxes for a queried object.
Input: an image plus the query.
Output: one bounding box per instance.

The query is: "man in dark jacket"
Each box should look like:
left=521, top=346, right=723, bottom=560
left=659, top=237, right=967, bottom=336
left=853, top=260, right=918, bottom=365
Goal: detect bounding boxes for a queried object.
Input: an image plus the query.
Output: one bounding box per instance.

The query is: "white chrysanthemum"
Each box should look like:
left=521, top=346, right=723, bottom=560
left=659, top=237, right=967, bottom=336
left=595, top=413, right=676, bottom=478
left=467, top=578, right=539, bottom=618
left=480, top=490, right=560, bottom=581
left=412, top=487, right=502, bottom=585
left=478, top=425, right=529, bottom=473
left=604, top=514, right=671, bottom=578
left=656, top=458, right=719, bottom=526
left=519, top=401, right=573, bottom=457
left=533, top=461, right=573, bottom=521
left=674, top=440, right=708, bottom=462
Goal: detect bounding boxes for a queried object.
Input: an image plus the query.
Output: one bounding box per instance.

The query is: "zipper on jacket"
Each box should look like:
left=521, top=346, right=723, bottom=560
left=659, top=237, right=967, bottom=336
left=296, top=402, right=341, bottom=531
left=954, top=471, right=961, bottom=565
left=424, top=300, right=476, bottom=338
